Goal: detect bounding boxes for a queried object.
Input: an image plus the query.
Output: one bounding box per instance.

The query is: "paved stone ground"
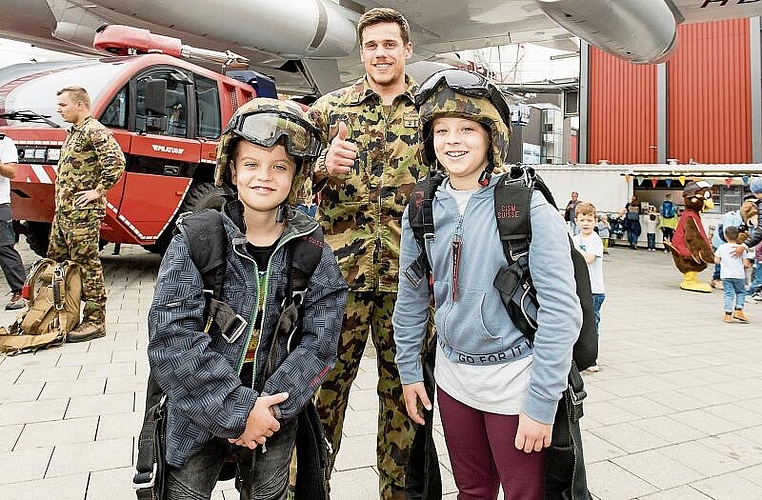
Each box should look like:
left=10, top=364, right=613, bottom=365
left=1, top=239, right=761, bottom=500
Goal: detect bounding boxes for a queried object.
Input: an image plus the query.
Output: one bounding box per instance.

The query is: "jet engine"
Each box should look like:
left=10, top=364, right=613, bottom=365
left=536, top=0, right=683, bottom=64
left=89, top=0, right=357, bottom=59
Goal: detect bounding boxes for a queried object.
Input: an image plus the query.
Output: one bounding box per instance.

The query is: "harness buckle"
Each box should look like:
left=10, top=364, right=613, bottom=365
left=568, top=384, right=587, bottom=406
left=222, top=315, right=247, bottom=343
left=508, top=243, right=529, bottom=263
left=132, top=463, right=157, bottom=490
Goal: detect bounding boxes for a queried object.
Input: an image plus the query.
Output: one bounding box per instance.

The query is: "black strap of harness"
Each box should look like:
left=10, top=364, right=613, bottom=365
left=133, top=395, right=166, bottom=498
left=494, top=167, right=535, bottom=265
left=405, top=172, right=446, bottom=288
left=257, top=228, right=325, bottom=391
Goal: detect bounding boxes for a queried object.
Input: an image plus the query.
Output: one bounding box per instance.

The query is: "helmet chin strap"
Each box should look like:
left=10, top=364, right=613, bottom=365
left=275, top=203, right=287, bottom=223
left=478, top=162, right=495, bottom=187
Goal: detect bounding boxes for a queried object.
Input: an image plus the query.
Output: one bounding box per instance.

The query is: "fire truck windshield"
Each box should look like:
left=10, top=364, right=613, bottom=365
left=0, top=59, right=126, bottom=128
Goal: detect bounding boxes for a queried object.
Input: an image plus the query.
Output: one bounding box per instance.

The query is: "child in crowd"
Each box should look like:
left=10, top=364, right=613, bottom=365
left=574, top=203, right=605, bottom=372
left=393, top=69, right=582, bottom=500
left=645, top=209, right=660, bottom=252
left=296, top=190, right=318, bottom=218
left=714, top=225, right=749, bottom=323
left=596, top=214, right=611, bottom=254
left=147, top=98, right=347, bottom=500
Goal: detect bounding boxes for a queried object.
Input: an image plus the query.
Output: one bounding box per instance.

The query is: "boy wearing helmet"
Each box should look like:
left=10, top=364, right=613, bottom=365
left=393, top=70, right=582, bottom=499
left=147, top=98, right=347, bottom=500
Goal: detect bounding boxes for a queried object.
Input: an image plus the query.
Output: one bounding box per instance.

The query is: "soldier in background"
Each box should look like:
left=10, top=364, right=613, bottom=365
left=0, top=133, right=28, bottom=310
left=307, top=7, right=426, bottom=499
left=50, top=86, right=125, bottom=342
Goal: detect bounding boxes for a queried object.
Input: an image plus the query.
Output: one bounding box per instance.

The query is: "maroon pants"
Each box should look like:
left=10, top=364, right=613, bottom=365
left=437, top=387, right=546, bottom=500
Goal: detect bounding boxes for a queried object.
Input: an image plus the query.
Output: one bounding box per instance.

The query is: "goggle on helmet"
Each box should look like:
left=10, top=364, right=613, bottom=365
left=224, top=111, right=321, bottom=159
left=215, top=98, right=322, bottom=205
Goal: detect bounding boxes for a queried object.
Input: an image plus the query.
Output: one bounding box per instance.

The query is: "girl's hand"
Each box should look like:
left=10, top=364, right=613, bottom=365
left=402, top=382, right=432, bottom=425
left=514, top=413, right=552, bottom=453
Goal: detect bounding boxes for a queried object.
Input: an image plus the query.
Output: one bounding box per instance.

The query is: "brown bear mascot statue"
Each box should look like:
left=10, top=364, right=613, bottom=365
left=664, top=180, right=715, bottom=292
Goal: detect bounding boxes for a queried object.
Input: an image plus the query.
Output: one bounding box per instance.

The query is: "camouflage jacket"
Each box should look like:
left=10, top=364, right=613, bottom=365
left=55, top=115, right=125, bottom=214
left=308, top=75, right=427, bottom=292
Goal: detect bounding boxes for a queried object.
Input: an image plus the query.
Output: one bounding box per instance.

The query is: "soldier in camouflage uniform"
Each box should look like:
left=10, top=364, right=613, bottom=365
left=49, top=86, right=125, bottom=342
left=307, top=8, right=427, bottom=500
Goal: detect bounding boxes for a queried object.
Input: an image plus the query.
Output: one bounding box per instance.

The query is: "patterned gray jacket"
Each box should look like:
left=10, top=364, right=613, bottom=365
left=148, top=200, right=347, bottom=467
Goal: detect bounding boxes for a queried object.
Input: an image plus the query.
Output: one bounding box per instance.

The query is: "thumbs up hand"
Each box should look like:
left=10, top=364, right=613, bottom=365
left=322, top=120, right=357, bottom=177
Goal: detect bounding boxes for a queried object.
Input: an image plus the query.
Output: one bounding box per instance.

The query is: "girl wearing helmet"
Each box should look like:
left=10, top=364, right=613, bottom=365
left=148, top=98, right=347, bottom=500
left=393, top=70, right=582, bottom=499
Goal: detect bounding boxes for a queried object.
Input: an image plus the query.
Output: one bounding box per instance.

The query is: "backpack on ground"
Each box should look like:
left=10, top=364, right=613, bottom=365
left=0, top=258, right=82, bottom=355
left=133, top=208, right=329, bottom=500
left=404, top=165, right=594, bottom=500
left=661, top=201, right=676, bottom=218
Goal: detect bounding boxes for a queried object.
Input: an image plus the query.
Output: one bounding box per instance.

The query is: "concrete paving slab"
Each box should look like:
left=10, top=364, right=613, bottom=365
left=88, top=466, right=138, bottom=500
left=585, top=460, right=658, bottom=500
left=0, top=380, right=43, bottom=403
left=0, top=398, right=68, bottom=426
left=610, top=449, right=704, bottom=490
left=0, top=238, right=761, bottom=499
left=0, top=473, right=89, bottom=500
left=0, top=424, right=22, bottom=452
left=47, top=437, right=133, bottom=477
left=64, top=392, right=134, bottom=419
left=0, top=447, right=53, bottom=484
left=691, top=472, right=761, bottom=500
left=39, top=377, right=105, bottom=400
left=658, top=441, right=746, bottom=477
left=15, top=416, right=98, bottom=450
left=639, top=485, right=712, bottom=499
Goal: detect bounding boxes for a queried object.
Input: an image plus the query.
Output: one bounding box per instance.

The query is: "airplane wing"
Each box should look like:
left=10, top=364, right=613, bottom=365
left=0, top=1, right=761, bottom=95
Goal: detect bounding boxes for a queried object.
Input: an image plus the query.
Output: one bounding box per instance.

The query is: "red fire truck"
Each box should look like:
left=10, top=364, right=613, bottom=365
left=0, top=25, right=278, bottom=256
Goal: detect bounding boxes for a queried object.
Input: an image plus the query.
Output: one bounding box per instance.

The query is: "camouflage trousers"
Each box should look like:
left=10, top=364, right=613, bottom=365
left=316, top=291, right=414, bottom=500
left=47, top=212, right=106, bottom=324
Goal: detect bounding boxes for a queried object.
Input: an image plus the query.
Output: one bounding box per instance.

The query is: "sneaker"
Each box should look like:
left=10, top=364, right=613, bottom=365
left=733, top=309, right=749, bottom=323
left=585, top=363, right=601, bottom=373
left=724, top=313, right=733, bottom=323
left=5, top=292, right=28, bottom=310
left=752, top=293, right=762, bottom=302
left=711, top=279, right=724, bottom=290
left=66, top=322, right=106, bottom=343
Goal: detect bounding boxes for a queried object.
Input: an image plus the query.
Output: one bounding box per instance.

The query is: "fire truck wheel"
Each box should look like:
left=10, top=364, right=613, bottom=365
left=146, top=181, right=226, bottom=254
left=24, top=221, right=51, bottom=258
left=186, top=182, right=226, bottom=212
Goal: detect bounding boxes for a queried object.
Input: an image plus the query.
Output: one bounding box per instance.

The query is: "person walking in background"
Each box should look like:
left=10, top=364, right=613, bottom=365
left=645, top=209, right=660, bottom=252
left=596, top=214, right=611, bottom=254
left=307, top=8, right=426, bottom=498
left=0, top=133, right=28, bottom=310
left=564, top=191, right=580, bottom=235
left=394, top=69, right=582, bottom=500
left=715, top=226, right=749, bottom=323
left=49, top=86, right=125, bottom=342
left=660, top=193, right=678, bottom=253
left=574, top=202, right=605, bottom=372
left=624, top=195, right=642, bottom=249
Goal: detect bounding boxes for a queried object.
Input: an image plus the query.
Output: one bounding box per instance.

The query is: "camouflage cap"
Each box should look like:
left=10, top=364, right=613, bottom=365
left=417, top=82, right=511, bottom=167
left=215, top=98, right=320, bottom=205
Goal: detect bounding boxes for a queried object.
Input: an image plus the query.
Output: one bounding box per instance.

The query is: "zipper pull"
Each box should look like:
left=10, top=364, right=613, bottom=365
left=451, top=215, right=465, bottom=302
